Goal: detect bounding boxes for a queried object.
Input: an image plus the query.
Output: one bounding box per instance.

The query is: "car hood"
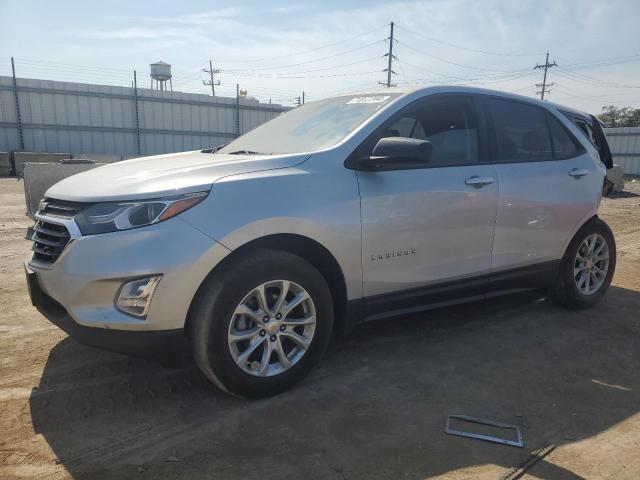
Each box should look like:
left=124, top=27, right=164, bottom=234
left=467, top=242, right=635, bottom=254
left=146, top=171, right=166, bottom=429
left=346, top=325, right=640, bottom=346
left=45, top=150, right=310, bottom=202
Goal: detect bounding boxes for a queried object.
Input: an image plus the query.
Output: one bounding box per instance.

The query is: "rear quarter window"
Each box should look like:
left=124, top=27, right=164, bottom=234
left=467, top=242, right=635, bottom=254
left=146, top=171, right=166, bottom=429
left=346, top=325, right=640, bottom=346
left=547, top=113, right=582, bottom=159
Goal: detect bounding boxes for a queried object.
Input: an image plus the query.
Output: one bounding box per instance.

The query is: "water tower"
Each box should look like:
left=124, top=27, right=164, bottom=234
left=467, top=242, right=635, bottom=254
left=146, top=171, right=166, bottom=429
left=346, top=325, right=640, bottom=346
left=150, top=61, right=172, bottom=91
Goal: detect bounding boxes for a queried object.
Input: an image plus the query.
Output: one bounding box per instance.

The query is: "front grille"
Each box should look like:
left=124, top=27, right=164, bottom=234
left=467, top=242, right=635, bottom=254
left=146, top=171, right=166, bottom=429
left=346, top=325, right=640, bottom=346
left=30, top=198, right=85, bottom=265
left=40, top=199, right=85, bottom=218
left=31, top=220, right=71, bottom=264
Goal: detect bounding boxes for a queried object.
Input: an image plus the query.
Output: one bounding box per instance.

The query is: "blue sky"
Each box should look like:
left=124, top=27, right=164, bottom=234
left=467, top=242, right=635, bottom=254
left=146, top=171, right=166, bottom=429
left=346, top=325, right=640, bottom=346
left=1, top=0, right=639, bottom=112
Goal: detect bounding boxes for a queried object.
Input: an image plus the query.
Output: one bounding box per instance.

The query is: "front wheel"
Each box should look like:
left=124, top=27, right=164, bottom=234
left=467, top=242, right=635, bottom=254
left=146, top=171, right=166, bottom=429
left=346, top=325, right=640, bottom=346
left=549, top=217, right=616, bottom=309
left=189, top=249, right=334, bottom=398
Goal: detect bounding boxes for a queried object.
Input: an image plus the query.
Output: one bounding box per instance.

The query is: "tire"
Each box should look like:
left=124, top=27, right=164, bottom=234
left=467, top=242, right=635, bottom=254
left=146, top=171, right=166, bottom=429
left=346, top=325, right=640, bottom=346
left=549, top=217, right=616, bottom=309
left=189, top=249, right=334, bottom=398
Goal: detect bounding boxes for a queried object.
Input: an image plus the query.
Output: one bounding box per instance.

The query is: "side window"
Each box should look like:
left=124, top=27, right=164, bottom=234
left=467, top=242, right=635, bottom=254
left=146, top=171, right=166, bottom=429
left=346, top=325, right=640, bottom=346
left=547, top=114, right=581, bottom=159
left=383, top=116, right=427, bottom=140
left=488, top=98, right=552, bottom=163
left=560, top=110, right=596, bottom=146
left=574, top=120, right=595, bottom=144
left=368, top=96, right=479, bottom=167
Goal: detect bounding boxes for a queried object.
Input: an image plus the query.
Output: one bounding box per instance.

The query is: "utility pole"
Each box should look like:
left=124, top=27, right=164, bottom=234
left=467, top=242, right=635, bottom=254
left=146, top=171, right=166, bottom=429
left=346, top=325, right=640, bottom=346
left=302, top=91, right=305, bottom=104
left=380, top=21, right=397, bottom=88
left=203, top=60, right=220, bottom=96
left=534, top=52, right=557, bottom=100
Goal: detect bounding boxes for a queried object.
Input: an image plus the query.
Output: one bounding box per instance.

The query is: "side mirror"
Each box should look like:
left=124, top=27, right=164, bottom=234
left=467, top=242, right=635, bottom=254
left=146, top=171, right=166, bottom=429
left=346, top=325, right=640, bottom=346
left=357, top=137, right=432, bottom=171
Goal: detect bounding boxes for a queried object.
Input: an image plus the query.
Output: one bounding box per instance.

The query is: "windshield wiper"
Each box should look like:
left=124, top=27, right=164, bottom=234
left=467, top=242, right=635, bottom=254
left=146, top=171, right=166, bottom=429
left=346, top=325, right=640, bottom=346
left=226, top=150, right=267, bottom=155
left=201, top=143, right=228, bottom=154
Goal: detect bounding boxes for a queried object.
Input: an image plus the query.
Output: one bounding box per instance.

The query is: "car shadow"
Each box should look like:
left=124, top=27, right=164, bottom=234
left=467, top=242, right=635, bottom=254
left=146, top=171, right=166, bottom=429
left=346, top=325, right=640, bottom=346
left=606, top=190, right=640, bottom=199
left=30, top=286, right=640, bottom=479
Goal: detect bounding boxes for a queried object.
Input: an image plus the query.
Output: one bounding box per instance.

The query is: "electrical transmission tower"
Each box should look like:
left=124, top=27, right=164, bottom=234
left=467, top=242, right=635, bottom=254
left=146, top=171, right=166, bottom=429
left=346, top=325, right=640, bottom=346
left=534, top=52, right=557, bottom=100
left=202, top=60, right=221, bottom=96
left=380, top=21, right=397, bottom=87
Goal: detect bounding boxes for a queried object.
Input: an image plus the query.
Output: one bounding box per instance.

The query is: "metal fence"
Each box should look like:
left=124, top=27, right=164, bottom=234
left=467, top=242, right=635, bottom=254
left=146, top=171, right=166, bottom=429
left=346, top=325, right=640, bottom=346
left=604, top=127, right=640, bottom=175
left=0, top=75, right=288, bottom=158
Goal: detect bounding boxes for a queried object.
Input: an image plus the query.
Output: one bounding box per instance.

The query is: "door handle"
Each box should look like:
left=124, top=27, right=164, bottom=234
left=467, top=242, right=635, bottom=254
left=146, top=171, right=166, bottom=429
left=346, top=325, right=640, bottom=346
left=568, top=168, right=589, bottom=178
left=465, top=176, right=494, bottom=187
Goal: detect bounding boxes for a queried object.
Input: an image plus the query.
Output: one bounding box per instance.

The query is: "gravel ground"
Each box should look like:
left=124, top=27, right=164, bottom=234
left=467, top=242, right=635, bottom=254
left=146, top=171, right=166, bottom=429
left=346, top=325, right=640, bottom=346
left=1, top=176, right=640, bottom=480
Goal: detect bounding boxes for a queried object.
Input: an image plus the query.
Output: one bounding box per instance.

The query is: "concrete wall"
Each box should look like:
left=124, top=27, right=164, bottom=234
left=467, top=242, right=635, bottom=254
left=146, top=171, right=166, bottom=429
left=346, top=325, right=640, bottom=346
left=23, top=162, right=105, bottom=216
left=0, top=76, right=288, bottom=158
left=604, top=127, right=640, bottom=176
left=0, top=152, right=10, bottom=176
left=13, top=151, right=70, bottom=176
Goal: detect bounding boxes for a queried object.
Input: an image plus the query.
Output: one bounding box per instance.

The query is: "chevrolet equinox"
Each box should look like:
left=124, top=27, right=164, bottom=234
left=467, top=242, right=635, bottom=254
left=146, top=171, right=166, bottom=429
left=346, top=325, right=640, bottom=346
left=25, top=86, right=616, bottom=397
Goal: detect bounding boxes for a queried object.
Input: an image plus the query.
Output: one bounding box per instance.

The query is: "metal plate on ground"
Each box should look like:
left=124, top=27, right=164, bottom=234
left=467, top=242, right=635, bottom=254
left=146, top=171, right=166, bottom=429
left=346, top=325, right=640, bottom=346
left=445, top=415, right=524, bottom=448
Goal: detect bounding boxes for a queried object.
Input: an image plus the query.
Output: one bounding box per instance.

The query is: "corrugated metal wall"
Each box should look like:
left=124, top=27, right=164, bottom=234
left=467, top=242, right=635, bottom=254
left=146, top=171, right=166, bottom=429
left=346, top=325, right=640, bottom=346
left=604, top=127, right=640, bottom=175
left=0, top=76, right=287, bottom=157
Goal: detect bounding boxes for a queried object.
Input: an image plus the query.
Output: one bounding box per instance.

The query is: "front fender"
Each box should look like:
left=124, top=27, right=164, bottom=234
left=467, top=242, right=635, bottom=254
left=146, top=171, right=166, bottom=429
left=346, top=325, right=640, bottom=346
left=179, top=163, right=363, bottom=300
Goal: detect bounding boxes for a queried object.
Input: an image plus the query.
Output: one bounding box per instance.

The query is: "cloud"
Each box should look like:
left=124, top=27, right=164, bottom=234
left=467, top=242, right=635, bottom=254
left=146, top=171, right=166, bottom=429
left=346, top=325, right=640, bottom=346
left=112, top=7, right=242, bottom=25
left=78, top=27, right=192, bottom=41
left=23, top=0, right=640, bottom=111
left=269, top=5, right=316, bottom=14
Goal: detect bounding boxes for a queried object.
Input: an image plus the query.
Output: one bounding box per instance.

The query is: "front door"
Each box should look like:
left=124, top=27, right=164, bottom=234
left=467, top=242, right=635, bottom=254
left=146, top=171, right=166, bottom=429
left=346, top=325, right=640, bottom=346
left=356, top=94, right=499, bottom=319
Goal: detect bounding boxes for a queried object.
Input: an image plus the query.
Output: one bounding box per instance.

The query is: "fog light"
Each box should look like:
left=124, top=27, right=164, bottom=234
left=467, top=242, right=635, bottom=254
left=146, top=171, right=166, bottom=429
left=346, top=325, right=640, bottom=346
left=115, top=275, right=162, bottom=318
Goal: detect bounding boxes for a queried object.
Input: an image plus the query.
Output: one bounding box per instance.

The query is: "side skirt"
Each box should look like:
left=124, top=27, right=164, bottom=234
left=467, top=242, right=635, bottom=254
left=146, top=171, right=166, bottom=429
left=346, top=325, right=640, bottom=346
left=346, top=260, right=560, bottom=326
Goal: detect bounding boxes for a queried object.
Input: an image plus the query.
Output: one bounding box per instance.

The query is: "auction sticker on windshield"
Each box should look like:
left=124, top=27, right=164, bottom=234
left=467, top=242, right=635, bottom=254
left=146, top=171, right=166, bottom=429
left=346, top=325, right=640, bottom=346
left=346, top=95, right=391, bottom=104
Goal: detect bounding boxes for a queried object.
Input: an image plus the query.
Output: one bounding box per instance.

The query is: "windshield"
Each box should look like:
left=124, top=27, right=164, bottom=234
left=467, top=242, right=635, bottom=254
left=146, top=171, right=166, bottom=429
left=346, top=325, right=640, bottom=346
left=218, top=94, right=401, bottom=155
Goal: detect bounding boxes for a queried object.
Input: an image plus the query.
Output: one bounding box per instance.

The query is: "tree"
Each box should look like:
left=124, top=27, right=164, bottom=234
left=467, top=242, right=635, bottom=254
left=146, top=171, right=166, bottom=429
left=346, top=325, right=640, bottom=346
left=597, top=106, right=640, bottom=126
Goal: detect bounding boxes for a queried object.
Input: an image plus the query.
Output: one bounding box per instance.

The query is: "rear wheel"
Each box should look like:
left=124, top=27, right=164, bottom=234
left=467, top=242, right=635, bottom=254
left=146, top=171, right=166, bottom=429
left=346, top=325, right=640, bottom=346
left=189, top=249, right=333, bottom=398
left=549, top=217, right=616, bottom=309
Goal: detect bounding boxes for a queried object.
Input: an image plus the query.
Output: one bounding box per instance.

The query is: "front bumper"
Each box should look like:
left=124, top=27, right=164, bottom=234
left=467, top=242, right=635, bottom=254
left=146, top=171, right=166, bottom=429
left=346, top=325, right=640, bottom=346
left=27, top=215, right=231, bottom=332
left=26, top=265, right=188, bottom=361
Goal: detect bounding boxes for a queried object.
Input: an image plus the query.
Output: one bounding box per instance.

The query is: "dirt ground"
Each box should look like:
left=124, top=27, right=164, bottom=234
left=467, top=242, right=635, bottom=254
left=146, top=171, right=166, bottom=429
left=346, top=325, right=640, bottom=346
left=1, top=177, right=640, bottom=480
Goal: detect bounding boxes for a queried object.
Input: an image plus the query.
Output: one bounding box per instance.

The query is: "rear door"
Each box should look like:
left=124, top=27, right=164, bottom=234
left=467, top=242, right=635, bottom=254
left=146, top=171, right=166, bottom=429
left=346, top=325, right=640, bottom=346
left=484, top=96, right=603, bottom=287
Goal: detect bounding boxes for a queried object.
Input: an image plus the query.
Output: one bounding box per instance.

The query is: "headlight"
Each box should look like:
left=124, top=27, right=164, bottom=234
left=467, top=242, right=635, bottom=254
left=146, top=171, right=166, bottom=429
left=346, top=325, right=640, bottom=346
left=75, top=192, right=207, bottom=235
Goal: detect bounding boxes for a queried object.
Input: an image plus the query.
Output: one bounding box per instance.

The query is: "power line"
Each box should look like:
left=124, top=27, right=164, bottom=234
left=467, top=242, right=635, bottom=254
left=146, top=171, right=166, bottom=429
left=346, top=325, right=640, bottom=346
left=395, top=70, right=537, bottom=89
left=395, top=57, right=537, bottom=85
left=506, top=84, right=537, bottom=94
left=229, top=69, right=381, bottom=79
left=395, top=24, right=542, bottom=57
left=314, top=79, right=383, bottom=98
left=555, top=69, right=640, bottom=89
left=223, top=39, right=385, bottom=72
left=15, top=58, right=132, bottom=74
left=396, top=40, right=529, bottom=73
left=216, top=25, right=387, bottom=65
left=225, top=56, right=381, bottom=77
left=559, top=53, right=640, bottom=69
left=552, top=86, right=640, bottom=104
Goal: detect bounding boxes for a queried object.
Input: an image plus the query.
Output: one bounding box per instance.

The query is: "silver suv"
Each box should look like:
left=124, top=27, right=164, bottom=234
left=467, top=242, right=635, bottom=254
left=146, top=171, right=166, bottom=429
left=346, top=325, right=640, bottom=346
left=25, top=86, right=616, bottom=397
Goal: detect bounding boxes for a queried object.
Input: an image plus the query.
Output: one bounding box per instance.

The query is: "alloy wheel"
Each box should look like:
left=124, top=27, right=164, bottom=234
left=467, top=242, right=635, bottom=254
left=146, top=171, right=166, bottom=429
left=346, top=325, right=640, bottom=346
left=227, top=280, right=316, bottom=377
left=574, top=233, right=609, bottom=295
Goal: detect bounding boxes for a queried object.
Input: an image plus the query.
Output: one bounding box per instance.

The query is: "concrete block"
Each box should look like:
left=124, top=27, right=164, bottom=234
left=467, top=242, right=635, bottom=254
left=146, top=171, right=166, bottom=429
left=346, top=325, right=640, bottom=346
left=72, top=153, right=122, bottom=163
left=14, top=152, right=71, bottom=176
left=607, top=165, right=625, bottom=192
left=23, top=162, right=105, bottom=217
left=0, top=152, right=10, bottom=176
